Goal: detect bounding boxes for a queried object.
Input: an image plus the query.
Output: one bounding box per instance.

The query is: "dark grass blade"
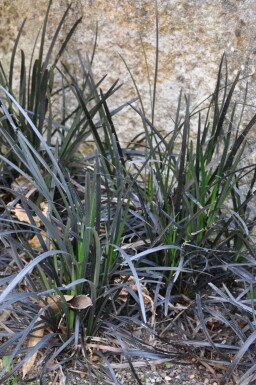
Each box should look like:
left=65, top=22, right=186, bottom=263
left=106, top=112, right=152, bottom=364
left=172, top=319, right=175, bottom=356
left=220, top=329, right=256, bottom=385
left=0, top=334, right=54, bottom=383
left=106, top=326, right=144, bottom=385
left=0, top=88, right=79, bottom=216
left=100, top=88, right=126, bottom=170
left=224, top=112, right=256, bottom=172
left=19, top=49, right=26, bottom=108
left=152, top=0, right=159, bottom=125
left=0, top=279, right=87, bottom=312
left=196, top=294, right=226, bottom=358
left=31, top=0, right=52, bottom=130
left=43, top=335, right=75, bottom=370
left=8, top=19, right=27, bottom=90
left=236, top=363, right=256, bottom=385
left=213, top=70, right=240, bottom=144
left=94, top=352, right=120, bottom=385
left=0, top=250, right=70, bottom=304
left=174, top=96, right=189, bottom=216
left=42, top=3, right=82, bottom=72
left=27, top=27, right=41, bottom=112
left=116, top=247, right=147, bottom=323
left=73, top=80, right=119, bottom=169
left=1, top=311, right=45, bottom=368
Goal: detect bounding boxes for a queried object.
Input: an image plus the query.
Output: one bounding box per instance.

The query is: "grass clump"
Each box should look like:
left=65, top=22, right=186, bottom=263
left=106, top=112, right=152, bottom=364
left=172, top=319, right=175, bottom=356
left=0, top=2, right=256, bottom=385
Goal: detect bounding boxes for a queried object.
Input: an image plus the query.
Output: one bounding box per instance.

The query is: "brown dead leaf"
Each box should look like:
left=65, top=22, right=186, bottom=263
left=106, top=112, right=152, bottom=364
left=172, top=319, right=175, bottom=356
left=11, top=175, right=32, bottom=191
left=0, top=309, right=11, bottom=322
left=67, top=295, right=92, bottom=310
left=22, top=317, right=44, bottom=378
left=115, top=276, right=155, bottom=315
left=38, top=295, right=92, bottom=311
left=206, top=319, right=223, bottom=330
left=28, top=232, right=47, bottom=248
left=38, top=295, right=74, bottom=311
left=86, top=343, right=123, bottom=353
left=11, top=203, right=41, bottom=227
left=0, top=309, right=13, bottom=334
left=40, top=201, right=49, bottom=217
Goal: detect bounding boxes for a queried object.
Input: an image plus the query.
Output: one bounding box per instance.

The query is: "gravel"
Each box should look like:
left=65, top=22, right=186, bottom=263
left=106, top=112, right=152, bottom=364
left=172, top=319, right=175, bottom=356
left=62, top=359, right=232, bottom=385
left=115, top=362, right=224, bottom=385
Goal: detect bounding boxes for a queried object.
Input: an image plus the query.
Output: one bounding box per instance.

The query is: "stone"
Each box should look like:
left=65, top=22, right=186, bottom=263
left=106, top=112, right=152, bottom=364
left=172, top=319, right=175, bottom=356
left=1, top=0, right=256, bottom=144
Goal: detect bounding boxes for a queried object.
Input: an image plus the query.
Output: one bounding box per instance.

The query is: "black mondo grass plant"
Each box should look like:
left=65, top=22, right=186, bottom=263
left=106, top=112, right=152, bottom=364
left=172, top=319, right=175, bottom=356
left=0, top=1, right=256, bottom=384
left=124, top=50, right=256, bottom=382
left=0, top=3, right=178, bottom=383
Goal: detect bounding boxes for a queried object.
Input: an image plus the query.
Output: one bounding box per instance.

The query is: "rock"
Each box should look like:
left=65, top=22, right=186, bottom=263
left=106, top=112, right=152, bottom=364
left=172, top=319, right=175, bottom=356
left=1, top=0, right=256, bottom=142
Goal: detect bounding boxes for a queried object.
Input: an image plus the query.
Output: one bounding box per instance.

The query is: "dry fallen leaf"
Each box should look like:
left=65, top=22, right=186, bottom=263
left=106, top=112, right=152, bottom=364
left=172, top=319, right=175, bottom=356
left=40, top=201, right=49, bottom=217
left=22, top=317, right=44, bottom=378
left=38, top=295, right=73, bottom=311
left=38, top=295, right=92, bottom=311
left=86, top=343, right=123, bottom=353
left=67, top=294, right=92, bottom=310
left=28, top=232, right=47, bottom=248
left=0, top=309, right=11, bottom=322
left=115, top=276, right=155, bottom=315
left=11, top=175, right=32, bottom=191
left=11, top=203, right=41, bottom=227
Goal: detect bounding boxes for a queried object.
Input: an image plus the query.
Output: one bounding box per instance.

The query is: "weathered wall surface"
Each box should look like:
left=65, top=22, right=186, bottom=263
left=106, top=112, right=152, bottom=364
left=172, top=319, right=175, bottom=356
left=1, top=0, right=256, bottom=144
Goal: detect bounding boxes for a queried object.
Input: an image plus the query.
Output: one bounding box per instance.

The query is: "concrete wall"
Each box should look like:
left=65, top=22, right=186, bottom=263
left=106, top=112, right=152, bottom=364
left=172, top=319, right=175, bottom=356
left=1, top=0, right=256, bottom=146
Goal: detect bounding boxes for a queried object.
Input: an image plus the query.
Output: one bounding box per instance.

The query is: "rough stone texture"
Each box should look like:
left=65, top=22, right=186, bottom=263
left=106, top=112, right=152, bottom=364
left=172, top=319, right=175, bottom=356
left=1, top=0, right=256, bottom=144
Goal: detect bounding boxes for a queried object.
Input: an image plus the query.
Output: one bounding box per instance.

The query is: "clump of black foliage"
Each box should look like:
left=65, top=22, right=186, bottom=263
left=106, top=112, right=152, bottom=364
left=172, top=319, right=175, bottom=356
left=0, top=1, right=256, bottom=385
